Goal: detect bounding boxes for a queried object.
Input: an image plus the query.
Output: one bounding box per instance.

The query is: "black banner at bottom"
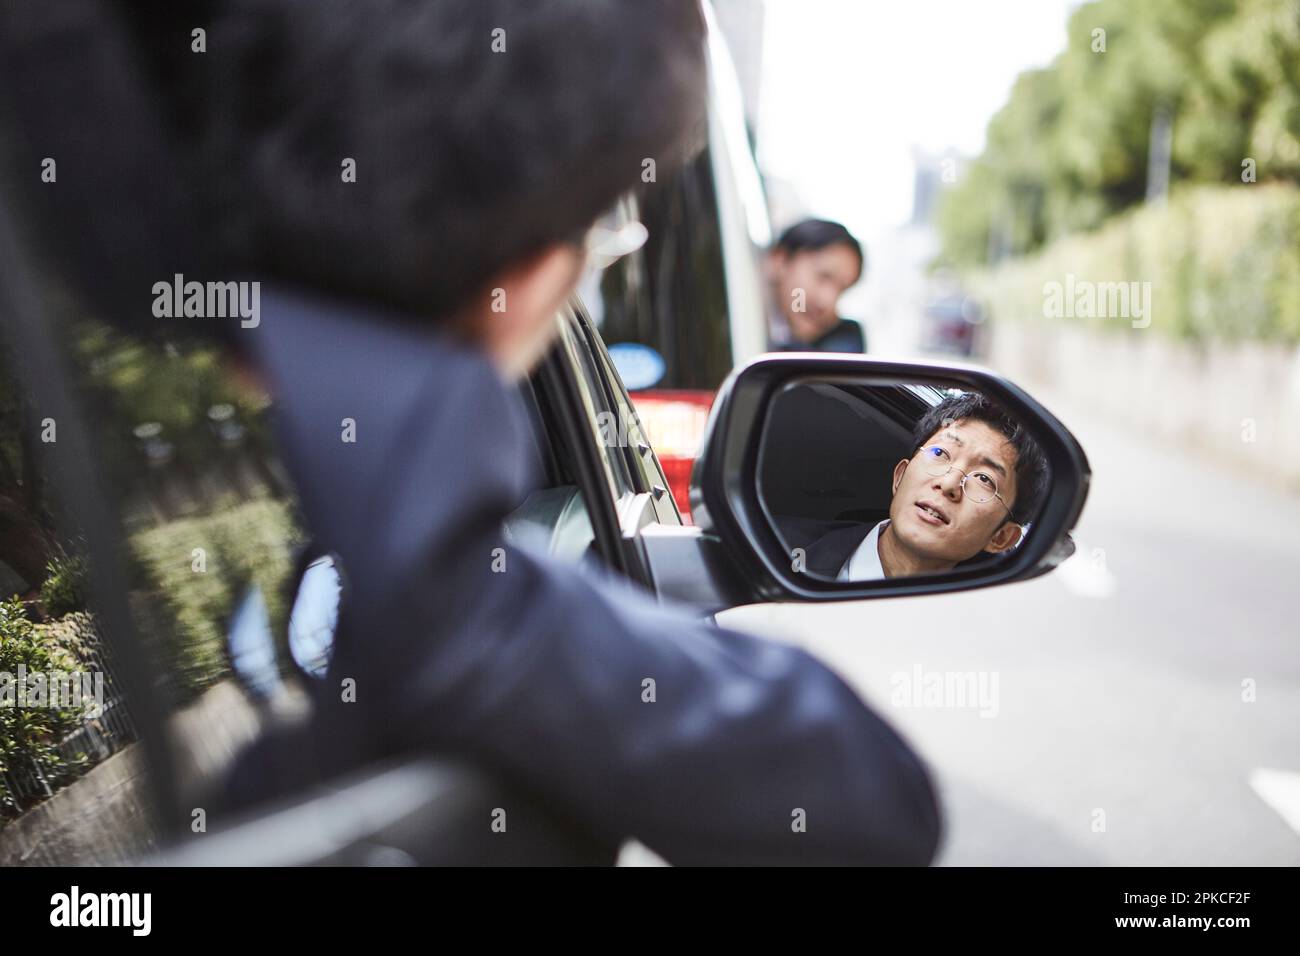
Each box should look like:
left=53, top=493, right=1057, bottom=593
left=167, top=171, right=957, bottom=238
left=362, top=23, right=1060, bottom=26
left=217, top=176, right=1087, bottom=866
left=0, top=865, right=1292, bottom=941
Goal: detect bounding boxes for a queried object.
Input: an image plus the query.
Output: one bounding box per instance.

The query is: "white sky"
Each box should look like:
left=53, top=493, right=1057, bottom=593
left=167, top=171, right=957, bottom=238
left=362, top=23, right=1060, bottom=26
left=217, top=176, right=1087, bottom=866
left=757, top=0, right=1080, bottom=239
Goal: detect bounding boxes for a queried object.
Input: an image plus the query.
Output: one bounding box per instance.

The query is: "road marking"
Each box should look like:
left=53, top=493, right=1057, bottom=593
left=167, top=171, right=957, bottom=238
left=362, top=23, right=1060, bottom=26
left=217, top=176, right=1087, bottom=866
left=1249, top=768, right=1300, bottom=835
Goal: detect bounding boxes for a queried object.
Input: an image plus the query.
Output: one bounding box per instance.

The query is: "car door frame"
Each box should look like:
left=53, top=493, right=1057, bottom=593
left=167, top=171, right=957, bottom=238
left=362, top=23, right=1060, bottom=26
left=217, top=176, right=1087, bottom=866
left=530, top=298, right=756, bottom=612
left=529, top=303, right=648, bottom=585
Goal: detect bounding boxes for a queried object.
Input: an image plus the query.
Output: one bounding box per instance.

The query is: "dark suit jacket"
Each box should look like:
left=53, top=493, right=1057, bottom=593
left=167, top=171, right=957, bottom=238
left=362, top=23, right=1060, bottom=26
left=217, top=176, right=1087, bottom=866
left=778, top=317, right=866, bottom=353
left=783, top=515, right=1006, bottom=581
left=806, top=522, right=879, bottom=578
left=777, top=517, right=879, bottom=579
left=249, top=290, right=940, bottom=866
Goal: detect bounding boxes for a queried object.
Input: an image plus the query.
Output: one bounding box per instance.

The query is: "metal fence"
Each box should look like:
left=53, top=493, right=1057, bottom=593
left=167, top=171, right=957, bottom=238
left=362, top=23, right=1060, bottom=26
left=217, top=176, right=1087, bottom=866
left=0, top=617, right=140, bottom=820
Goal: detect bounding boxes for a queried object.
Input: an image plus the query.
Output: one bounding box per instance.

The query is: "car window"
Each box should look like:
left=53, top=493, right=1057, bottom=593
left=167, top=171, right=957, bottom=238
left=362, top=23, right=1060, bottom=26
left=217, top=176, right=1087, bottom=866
left=581, top=312, right=682, bottom=526
left=502, top=369, right=601, bottom=568
left=0, top=316, right=308, bottom=863
left=552, top=309, right=637, bottom=505
left=514, top=378, right=564, bottom=490
left=591, top=152, right=734, bottom=390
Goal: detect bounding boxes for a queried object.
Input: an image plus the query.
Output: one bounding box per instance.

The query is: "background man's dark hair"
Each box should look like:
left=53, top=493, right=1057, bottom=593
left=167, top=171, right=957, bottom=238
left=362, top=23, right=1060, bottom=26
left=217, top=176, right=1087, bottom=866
left=910, top=393, right=1048, bottom=526
left=0, top=0, right=707, bottom=336
left=773, top=218, right=865, bottom=279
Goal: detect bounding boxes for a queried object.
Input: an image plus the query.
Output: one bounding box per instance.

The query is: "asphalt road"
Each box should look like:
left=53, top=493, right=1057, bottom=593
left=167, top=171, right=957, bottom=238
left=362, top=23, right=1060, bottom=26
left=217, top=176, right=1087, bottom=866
left=719, top=389, right=1300, bottom=865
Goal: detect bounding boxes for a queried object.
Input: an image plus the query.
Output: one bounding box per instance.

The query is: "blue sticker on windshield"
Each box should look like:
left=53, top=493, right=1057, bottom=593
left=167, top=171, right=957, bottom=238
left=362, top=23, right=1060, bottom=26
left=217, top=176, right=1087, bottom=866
left=608, top=342, right=666, bottom=391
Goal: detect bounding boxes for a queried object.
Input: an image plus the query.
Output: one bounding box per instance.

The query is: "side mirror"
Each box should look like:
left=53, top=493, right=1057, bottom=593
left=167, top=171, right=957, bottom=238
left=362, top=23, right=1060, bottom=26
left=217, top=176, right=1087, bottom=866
left=689, top=355, right=1090, bottom=600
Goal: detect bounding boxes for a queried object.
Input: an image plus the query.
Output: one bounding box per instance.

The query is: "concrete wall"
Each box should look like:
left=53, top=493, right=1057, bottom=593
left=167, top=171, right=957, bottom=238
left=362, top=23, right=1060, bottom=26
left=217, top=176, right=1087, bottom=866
left=0, top=679, right=264, bottom=865
left=990, top=322, right=1300, bottom=492
left=0, top=745, right=154, bottom=866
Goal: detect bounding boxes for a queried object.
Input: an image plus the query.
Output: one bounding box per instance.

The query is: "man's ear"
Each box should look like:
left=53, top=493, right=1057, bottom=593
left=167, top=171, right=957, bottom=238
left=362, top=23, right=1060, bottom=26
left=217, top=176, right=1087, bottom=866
left=468, top=243, right=584, bottom=380
left=891, top=458, right=909, bottom=495
left=983, top=519, right=1023, bottom=554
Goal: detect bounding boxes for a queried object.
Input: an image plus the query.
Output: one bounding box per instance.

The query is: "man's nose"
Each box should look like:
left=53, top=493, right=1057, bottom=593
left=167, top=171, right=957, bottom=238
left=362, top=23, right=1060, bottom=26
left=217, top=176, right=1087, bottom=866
left=933, top=471, right=963, bottom=499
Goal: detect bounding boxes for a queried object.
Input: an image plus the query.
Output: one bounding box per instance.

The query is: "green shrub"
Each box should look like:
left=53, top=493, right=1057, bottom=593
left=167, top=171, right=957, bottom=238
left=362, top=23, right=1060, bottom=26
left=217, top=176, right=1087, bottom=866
left=39, top=555, right=88, bottom=619
left=35, top=612, right=101, bottom=665
left=966, top=183, right=1300, bottom=346
left=128, top=496, right=299, bottom=699
left=0, top=600, right=90, bottom=820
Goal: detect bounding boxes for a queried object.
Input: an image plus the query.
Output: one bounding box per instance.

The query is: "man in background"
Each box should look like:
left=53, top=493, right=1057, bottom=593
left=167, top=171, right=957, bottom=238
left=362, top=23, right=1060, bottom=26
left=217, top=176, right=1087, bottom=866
left=767, top=218, right=867, bottom=352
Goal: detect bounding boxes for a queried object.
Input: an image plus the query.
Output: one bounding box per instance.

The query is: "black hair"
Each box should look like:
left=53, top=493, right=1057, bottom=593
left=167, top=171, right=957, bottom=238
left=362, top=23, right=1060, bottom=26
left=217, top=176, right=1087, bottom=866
left=773, top=219, right=864, bottom=279
left=910, top=393, right=1048, bottom=526
left=0, top=0, right=707, bottom=341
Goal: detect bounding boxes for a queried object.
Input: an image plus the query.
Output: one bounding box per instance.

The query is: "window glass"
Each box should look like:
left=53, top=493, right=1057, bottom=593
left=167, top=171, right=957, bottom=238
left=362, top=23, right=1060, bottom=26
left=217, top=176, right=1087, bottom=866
left=594, top=151, right=734, bottom=390
left=0, top=317, right=306, bottom=863
left=584, top=318, right=681, bottom=526
left=553, top=311, right=636, bottom=503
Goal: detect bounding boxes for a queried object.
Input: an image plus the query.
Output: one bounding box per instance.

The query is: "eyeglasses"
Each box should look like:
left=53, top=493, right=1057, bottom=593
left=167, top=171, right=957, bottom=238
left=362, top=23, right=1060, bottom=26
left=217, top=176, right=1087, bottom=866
left=917, top=445, right=1012, bottom=516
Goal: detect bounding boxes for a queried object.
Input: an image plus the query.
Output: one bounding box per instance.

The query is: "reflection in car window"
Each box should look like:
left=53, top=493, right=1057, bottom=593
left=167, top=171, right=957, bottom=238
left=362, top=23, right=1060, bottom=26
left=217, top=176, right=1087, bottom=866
left=593, top=151, right=733, bottom=390
left=0, top=319, right=304, bottom=863
left=503, top=364, right=601, bottom=568
left=905, top=384, right=953, bottom=407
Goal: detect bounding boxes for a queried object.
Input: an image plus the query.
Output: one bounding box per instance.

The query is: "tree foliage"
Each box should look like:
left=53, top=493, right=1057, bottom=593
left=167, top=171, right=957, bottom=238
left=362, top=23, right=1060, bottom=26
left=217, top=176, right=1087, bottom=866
left=939, top=0, right=1300, bottom=266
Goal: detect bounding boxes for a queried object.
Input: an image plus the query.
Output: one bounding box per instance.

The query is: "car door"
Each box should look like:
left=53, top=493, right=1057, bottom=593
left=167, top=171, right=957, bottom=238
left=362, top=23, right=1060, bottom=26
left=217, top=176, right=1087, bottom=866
left=526, top=299, right=758, bottom=613
left=519, top=301, right=682, bottom=592
left=0, top=257, right=615, bottom=865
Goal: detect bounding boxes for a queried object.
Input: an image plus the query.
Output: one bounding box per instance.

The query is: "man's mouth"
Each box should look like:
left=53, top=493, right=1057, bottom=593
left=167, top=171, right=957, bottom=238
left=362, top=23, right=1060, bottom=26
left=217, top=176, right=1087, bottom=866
left=914, top=500, right=949, bottom=526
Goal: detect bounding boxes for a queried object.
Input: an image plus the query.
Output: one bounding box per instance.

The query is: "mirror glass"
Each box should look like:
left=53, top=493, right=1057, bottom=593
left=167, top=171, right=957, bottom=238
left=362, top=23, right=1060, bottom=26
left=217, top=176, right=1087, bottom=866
left=286, top=555, right=342, bottom=679
left=757, top=380, right=1052, bottom=583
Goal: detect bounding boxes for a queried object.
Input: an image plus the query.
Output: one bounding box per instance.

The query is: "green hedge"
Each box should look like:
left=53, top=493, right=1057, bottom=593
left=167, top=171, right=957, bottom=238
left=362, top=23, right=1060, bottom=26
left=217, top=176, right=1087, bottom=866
left=967, top=183, right=1300, bottom=346
left=38, top=556, right=88, bottom=619
left=0, top=601, right=90, bottom=818
left=129, top=496, right=299, bottom=699
left=2, top=491, right=298, bottom=819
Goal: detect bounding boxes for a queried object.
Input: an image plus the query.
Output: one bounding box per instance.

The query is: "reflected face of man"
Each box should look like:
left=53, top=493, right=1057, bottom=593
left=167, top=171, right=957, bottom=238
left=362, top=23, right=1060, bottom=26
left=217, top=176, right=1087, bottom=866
left=887, top=418, right=1023, bottom=568
left=768, top=245, right=861, bottom=343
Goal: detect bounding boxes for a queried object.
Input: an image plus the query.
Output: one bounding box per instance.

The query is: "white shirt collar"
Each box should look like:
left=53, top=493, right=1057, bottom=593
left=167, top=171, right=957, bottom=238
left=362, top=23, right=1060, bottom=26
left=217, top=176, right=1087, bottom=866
left=837, top=519, right=891, bottom=582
